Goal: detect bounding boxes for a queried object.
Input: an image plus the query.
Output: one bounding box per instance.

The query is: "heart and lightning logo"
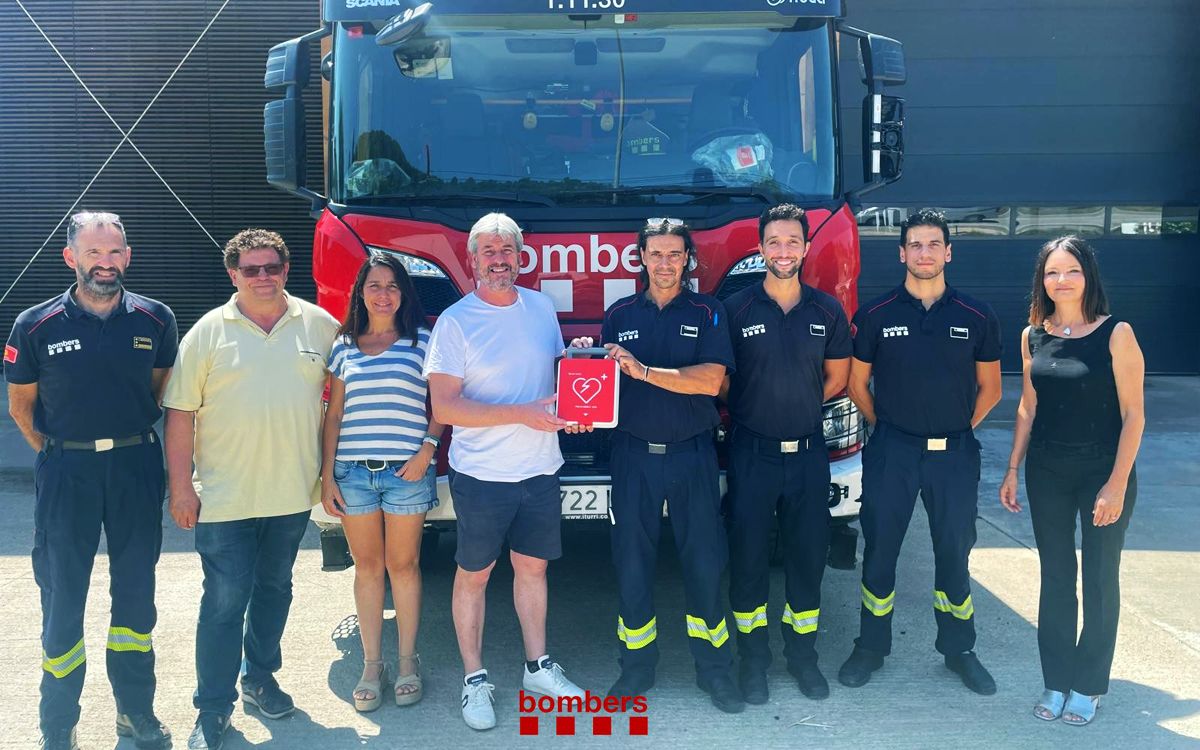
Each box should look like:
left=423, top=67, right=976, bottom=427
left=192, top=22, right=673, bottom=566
left=571, top=377, right=603, bottom=404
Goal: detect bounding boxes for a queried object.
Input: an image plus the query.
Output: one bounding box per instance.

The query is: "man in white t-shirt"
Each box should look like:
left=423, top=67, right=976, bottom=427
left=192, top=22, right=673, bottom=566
left=424, top=212, right=585, bottom=731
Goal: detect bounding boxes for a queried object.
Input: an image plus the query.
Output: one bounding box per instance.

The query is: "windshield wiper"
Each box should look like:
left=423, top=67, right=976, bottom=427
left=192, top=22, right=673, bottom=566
left=347, top=191, right=557, bottom=207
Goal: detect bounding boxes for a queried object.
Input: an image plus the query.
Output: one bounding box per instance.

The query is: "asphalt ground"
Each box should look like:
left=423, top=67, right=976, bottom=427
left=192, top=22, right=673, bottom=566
left=1, top=375, right=1197, bottom=749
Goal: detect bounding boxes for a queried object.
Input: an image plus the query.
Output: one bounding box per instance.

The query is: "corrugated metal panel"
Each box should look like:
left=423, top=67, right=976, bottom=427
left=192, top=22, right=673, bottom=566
left=0, top=0, right=324, bottom=341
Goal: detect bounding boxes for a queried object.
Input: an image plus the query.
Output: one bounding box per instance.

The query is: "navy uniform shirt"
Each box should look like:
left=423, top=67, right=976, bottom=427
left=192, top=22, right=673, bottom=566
left=3, top=286, right=178, bottom=441
left=600, top=289, right=735, bottom=444
left=726, top=282, right=852, bottom=439
left=852, top=284, right=1001, bottom=436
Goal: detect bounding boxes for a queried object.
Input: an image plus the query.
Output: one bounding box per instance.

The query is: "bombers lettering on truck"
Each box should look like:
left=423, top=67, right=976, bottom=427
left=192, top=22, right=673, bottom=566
left=521, top=235, right=643, bottom=275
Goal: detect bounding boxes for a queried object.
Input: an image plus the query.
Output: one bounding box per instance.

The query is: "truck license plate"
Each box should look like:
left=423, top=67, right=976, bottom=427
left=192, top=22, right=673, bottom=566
left=561, top=485, right=609, bottom=519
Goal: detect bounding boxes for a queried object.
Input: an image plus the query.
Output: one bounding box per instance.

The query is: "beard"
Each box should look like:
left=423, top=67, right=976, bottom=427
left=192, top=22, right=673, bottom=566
left=79, top=266, right=124, bottom=297
left=766, top=259, right=800, bottom=280
left=475, top=263, right=517, bottom=293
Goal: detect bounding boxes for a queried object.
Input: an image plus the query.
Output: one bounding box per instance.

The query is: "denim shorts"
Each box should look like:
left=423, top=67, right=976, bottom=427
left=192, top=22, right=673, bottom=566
left=332, top=459, right=438, bottom=516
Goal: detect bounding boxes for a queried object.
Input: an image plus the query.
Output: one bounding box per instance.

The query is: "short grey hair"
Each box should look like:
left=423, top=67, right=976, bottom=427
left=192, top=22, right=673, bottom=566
left=467, top=213, right=523, bottom=254
left=67, top=211, right=127, bottom=248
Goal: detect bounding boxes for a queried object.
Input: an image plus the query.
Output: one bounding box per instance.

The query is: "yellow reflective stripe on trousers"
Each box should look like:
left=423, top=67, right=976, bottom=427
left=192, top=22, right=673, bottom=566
left=933, top=590, right=975, bottom=620
left=43, top=638, right=86, bottom=678
left=732, top=605, right=768, bottom=634
left=685, top=615, right=730, bottom=647
left=107, top=626, right=153, bottom=653
left=617, top=616, right=657, bottom=650
left=861, top=583, right=895, bottom=617
left=782, top=604, right=820, bottom=635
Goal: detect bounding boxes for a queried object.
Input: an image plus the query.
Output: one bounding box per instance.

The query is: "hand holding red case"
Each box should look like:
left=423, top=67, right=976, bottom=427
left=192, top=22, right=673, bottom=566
left=557, top=350, right=619, bottom=428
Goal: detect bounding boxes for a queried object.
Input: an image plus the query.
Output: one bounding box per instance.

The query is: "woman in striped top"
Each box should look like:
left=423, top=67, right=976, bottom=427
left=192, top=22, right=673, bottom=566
left=320, top=253, right=445, bottom=712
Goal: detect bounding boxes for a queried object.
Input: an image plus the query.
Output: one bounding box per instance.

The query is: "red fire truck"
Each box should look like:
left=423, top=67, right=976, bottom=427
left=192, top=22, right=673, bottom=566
left=264, top=0, right=906, bottom=568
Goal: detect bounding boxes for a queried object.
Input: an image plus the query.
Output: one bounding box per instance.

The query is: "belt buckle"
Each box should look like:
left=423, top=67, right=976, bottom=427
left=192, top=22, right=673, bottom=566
left=647, top=443, right=667, bottom=455
left=780, top=440, right=800, bottom=453
left=95, top=438, right=115, bottom=452
left=926, top=438, right=947, bottom=451
left=364, top=459, right=388, bottom=471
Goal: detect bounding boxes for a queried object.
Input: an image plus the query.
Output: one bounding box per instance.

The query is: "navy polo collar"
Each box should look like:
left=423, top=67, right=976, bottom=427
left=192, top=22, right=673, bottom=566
left=61, top=284, right=131, bottom=320
left=896, top=283, right=957, bottom=313
left=637, top=287, right=696, bottom=311
left=752, top=280, right=816, bottom=312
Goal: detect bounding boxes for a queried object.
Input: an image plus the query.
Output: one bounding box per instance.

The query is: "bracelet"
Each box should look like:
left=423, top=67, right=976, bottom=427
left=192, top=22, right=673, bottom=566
left=642, top=364, right=650, bottom=381
left=1005, top=466, right=1019, bottom=473
left=422, top=435, right=441, bottom=449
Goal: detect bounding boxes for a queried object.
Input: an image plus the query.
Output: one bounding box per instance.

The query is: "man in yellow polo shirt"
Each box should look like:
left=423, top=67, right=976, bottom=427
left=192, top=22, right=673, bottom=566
left=162, top=229, right=338, bottom=750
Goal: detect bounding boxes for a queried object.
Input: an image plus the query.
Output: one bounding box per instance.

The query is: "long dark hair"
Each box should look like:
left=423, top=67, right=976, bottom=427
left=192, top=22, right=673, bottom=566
left=338, top=253, right=426, bottom=346
left=1028, top=235, right=1110, bottom=325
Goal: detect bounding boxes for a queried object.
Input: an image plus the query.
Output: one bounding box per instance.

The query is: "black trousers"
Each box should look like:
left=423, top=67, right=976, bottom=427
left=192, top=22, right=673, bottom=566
left=33, top=435, right=164, bottom=732
left=1026, top=442, right=1136, bottom=696
left=858, top=423, right=981, bottom=656
left=726, top=429, right=830, bottom=670
left=610, top=431, right=733, bottom=680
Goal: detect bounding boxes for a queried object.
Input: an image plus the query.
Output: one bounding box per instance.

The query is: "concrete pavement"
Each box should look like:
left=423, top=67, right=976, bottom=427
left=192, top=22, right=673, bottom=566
left=0, top=376, right=1197, bottom=748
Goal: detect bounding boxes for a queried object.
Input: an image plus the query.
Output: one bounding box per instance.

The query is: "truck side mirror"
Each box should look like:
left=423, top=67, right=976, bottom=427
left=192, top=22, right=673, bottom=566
left=263, top=28, right=328, bottom=214
left=856, top=33, right=906, bottom=88
left=861, top=94, right=904, bottom=184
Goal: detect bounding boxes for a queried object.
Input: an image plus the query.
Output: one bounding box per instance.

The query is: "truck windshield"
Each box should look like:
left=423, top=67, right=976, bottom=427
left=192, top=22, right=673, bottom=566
left=331, top=14, right=837, bottom=207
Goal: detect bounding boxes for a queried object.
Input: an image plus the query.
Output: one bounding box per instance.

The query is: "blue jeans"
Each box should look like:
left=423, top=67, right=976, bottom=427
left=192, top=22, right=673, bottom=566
left=193, top=510, right=310, bottom=715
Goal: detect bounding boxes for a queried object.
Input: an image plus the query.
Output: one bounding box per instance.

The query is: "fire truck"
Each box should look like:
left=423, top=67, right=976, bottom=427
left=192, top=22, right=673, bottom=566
left=264, top=0, right=906, bottom=569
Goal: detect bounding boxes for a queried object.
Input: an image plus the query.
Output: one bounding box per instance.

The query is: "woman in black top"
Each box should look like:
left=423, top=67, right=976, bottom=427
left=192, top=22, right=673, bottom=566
left=999, top=235, right=1145, bottom=725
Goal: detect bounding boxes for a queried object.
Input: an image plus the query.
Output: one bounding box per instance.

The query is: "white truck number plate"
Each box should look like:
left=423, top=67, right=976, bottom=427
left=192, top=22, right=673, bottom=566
left=561, top=485, right=609, bottom=519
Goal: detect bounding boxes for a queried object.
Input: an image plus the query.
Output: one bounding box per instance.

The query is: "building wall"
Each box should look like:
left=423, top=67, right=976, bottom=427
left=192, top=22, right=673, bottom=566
left=0, top=0, right=322, bottom=341
left=839, top=0, right=1200, bottom=372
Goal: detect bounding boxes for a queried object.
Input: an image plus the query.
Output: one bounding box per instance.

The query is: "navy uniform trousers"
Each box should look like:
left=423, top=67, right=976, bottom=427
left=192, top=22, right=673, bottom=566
left=726, top=429, right=830, bottom=670
left=610, top=431, right=733, bottom=680
left=857, top=423, right=981, bottom=656
left=33, top=434, right=164, bottom=732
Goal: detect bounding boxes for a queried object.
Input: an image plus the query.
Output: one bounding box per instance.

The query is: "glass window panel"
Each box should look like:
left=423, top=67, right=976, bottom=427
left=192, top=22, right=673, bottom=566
left=1110, top=206, right=1161, bottom=235
left=1014, top=206, right=1104, bottom=237
left=856, top=206, right=907, bottom=237
left=942, top=206, right=1010, bottom=237
left=1162, top=206, right=1199, bottom=235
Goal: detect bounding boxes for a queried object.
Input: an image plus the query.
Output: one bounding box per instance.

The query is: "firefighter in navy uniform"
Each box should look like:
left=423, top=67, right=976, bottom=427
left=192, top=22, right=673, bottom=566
left=721, top=205, right=851, bottom=704
left=4, top=212, right=176, bottom=750
left=575, top=218, right=742, bottom=714
left=838, top=209, right=1003, bottom=695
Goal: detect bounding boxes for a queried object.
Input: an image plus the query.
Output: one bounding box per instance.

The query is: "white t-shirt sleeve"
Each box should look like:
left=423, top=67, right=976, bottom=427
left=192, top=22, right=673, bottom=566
left=423, top=314, right=466, bottom=379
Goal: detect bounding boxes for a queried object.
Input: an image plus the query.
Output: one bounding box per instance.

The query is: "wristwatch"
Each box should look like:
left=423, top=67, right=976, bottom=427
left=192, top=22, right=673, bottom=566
left=422, top=435, right=441, bottom=449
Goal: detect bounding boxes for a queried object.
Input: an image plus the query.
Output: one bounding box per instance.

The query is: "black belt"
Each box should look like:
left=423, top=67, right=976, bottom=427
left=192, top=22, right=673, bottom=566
left=619, top=432, right=711, bottom=455
left=735, top=427, right=819, bottom=454
left=46, top=432, right=156, bottom=452
left=876, top=423, right=972, bottom=452
left=353, top=459, right=407, bottom=472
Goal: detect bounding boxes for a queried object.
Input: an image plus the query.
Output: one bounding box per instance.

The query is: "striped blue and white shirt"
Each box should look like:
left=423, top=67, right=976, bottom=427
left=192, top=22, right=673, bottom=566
left=328, top=328, right=430, bottom=461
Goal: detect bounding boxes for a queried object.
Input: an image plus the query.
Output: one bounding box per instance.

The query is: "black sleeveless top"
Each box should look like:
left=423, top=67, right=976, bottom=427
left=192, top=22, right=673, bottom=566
left=1028, top=317, right=1122, bottom=450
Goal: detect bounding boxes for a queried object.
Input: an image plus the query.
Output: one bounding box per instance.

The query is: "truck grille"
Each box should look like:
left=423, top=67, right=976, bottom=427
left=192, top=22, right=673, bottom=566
left=559, top=429, right=613, bottom=474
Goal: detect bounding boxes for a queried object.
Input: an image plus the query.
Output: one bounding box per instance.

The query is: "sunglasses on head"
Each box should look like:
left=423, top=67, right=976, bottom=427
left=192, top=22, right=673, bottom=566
left=237, top=263, right=285, bottom=277
left=645, top=217, right=685, bottom=228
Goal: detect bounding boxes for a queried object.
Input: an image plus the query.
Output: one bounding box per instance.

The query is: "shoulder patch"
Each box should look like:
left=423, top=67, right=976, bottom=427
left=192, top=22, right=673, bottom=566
left=3, top=344, right=16, bottom=364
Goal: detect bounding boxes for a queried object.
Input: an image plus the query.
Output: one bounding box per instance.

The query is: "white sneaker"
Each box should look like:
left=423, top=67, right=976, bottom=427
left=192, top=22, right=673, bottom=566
left=523, top=657, right=585, bottom=698
left=461, top=673, right=497, bottom=731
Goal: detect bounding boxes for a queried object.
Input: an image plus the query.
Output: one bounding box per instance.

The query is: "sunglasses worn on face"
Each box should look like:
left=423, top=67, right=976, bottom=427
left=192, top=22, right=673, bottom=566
left=238, top=263, right=285, bottom=277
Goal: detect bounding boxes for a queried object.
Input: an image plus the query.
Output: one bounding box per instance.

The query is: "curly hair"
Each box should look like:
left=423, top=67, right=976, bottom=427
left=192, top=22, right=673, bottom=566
left=223, top=228, right=290, bottom=269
